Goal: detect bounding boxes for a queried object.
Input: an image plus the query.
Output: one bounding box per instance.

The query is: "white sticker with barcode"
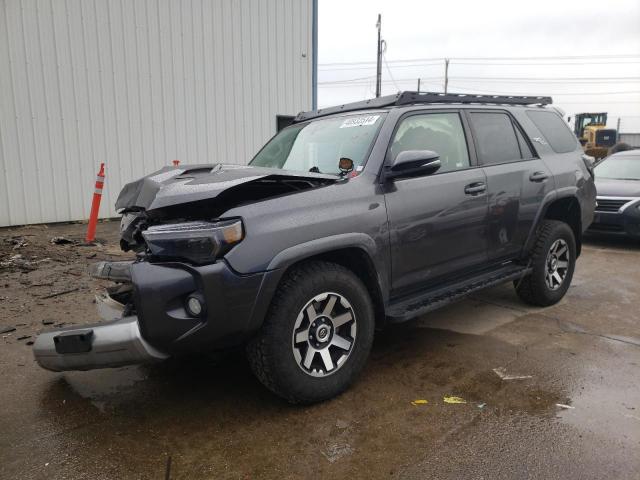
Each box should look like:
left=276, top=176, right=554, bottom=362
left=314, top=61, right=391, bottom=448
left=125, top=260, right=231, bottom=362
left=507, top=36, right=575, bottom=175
left=339, top=115, right=380, bottom=128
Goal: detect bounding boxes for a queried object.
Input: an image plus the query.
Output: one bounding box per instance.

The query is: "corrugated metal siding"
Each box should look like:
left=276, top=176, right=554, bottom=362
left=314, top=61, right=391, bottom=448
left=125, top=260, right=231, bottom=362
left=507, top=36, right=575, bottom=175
left=619, top=133, right=640, bottom=147
left=0, top=0, right=313, bottom=226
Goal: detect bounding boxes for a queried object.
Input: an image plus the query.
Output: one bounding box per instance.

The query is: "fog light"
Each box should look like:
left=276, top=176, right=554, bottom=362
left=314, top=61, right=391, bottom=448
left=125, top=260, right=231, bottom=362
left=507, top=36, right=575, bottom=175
left=186, top=295, right=204, bottom=317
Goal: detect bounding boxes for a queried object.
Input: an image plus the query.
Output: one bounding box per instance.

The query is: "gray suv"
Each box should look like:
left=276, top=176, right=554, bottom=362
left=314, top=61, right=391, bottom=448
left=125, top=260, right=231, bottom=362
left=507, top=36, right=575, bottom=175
left=34, top=92, right=596, bottom=404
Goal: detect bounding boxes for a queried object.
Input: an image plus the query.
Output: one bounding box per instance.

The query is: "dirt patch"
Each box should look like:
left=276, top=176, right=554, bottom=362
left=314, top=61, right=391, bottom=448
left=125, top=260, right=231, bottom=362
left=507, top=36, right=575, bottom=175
left=0, top=221, right=134, bottom=345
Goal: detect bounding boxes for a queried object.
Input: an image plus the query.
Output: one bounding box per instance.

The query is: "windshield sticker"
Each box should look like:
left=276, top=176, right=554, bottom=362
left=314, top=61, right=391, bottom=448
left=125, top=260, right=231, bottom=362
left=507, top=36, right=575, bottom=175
left=339, top=115, right=380, bottom=128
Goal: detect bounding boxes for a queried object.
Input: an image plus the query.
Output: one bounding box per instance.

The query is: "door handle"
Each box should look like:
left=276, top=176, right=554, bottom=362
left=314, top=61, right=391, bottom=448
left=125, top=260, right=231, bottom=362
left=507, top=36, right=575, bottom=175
left=529, top=171, right=549, bottom=182
left=464, top=182, right=486, bottom=195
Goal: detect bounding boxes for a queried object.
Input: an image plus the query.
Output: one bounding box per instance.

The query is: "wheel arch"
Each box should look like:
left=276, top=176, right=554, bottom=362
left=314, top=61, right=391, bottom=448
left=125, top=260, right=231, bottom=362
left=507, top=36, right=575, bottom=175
left=248, top=234, right=387, bottom=332
left=525, top=193, right=582, bottom=258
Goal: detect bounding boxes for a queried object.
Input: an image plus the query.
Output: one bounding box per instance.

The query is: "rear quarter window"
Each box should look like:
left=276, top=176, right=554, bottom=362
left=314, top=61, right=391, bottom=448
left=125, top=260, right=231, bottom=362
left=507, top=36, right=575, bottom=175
left=526, top=110, right=579, bottom=154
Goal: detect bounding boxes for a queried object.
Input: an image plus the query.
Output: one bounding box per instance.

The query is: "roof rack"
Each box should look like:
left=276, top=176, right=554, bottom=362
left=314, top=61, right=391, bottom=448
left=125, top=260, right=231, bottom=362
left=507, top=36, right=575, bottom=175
left=294, top=91, right=553, bottom=123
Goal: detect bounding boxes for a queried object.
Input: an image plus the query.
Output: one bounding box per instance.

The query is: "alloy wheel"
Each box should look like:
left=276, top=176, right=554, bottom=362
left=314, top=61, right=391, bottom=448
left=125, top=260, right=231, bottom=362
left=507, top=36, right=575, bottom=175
left=291, top=292, right=357, bottom=377
left=545, top=238, right=570, bottom=291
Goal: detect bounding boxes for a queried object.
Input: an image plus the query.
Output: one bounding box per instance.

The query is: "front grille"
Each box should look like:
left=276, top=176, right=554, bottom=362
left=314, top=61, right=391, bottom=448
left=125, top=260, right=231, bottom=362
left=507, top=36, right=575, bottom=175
left=595, top=198, right=627, bottom=212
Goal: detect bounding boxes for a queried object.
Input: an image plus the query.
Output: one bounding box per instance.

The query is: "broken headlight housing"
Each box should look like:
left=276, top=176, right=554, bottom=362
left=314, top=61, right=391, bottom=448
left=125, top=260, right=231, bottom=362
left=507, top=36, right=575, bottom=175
left=141, top=219, right=244, bottom=264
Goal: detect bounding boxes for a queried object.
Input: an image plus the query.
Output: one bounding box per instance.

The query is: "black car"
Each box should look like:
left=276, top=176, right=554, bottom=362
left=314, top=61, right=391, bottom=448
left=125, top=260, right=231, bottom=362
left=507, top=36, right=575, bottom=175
left=589, top=149, right=640, bottom=239
left=34, top=92, right=596, bottom=403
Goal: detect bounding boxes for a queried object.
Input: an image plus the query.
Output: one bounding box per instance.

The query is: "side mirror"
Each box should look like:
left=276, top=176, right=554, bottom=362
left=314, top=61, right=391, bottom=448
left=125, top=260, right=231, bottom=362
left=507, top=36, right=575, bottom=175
left=385, top=150, right=441, bottom=179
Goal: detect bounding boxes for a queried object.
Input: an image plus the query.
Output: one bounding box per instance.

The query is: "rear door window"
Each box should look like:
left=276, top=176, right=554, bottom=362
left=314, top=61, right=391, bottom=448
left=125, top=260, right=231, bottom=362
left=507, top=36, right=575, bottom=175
left=526, top=110, right=579, bottom=153
left=469, top=112, right=522, bottom=165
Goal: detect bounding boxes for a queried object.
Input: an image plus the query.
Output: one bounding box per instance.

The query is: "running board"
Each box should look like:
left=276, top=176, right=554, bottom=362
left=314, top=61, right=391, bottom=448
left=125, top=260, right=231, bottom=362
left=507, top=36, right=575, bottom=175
left=386, top=264, right=531, bottom=323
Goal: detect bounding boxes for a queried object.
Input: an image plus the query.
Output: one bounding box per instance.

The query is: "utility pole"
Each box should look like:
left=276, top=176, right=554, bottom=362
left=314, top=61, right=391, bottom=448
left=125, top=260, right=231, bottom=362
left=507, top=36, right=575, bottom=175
left=444, top=58, right=450, bottom=94
left=616, top=117, right=621, bottom=142
left=417, top=78, right=421, bottom=93
left=375, top=14, right=382, bottom=97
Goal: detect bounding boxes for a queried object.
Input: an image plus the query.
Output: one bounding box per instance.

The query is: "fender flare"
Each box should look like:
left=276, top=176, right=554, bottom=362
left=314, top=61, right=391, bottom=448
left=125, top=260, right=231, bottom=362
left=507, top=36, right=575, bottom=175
left=266, top=232, right=379, bottom=271
left=246, top=233, right=383, bottom=333
left=522, top=187, right=581, bottom=256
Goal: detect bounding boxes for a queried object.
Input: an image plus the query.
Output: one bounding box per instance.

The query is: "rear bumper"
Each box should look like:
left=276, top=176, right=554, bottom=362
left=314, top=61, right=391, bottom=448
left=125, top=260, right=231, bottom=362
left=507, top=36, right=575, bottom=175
left=33, top=315, right=169, bottom=372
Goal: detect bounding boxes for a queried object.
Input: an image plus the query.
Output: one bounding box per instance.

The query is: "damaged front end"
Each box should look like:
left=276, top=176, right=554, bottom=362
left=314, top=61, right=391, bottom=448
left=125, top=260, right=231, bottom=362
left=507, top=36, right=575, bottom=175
left=33, top=261, right=169, bottom=372
left=34, top=164, right=333, bottom=372
left=117, top=163, right=338, bottom=252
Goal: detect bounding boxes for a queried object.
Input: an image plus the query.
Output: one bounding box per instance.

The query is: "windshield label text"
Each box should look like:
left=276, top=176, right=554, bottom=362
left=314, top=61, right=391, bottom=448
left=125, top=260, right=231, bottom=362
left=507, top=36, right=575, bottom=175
left=339, top=115, right=380, bottom=128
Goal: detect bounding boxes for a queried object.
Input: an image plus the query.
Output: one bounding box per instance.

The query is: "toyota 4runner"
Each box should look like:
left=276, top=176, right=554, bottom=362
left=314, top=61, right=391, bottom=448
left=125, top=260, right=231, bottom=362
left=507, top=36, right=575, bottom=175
left=34, top=92, right=596, bottom=404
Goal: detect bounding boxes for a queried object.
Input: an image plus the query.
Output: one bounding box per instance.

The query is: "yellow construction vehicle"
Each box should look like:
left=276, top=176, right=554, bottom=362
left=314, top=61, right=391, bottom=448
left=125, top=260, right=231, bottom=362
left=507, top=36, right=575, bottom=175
left=571, top=112, right=617, bottom=160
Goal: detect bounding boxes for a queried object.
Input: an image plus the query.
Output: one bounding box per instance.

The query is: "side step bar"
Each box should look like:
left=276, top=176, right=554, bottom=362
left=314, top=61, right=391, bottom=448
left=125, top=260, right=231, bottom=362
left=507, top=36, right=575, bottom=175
left=386, top=264, right=531, bottom=323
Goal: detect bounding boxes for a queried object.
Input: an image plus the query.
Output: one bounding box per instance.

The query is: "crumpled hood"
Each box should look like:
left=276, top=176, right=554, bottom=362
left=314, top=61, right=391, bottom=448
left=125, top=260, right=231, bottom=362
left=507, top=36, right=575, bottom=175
left=595, top=178, right=640, bottom=197
left=115, top=164, right=339, bottom=211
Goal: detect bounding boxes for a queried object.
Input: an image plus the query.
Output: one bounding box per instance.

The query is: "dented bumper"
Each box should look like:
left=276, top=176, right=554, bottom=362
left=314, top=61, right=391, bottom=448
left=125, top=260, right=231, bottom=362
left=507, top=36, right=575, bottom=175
left=33, top=292, right=168, bottom=372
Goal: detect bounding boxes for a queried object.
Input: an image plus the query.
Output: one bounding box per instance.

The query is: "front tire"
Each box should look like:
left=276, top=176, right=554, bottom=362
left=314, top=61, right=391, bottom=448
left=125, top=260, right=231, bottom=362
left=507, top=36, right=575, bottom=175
left=246, top=261, right=375, bottom=404
left=515, top=220, right=576, bottom=306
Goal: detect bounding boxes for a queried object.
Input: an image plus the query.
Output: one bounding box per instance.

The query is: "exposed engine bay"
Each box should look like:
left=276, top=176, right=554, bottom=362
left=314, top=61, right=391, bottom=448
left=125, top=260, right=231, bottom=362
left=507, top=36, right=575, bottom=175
left=117, top=164, right=340, bottom=252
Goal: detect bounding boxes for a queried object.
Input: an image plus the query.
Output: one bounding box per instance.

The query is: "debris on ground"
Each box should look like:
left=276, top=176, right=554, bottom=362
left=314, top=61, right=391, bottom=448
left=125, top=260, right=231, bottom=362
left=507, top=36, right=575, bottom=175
left=41, top=319, right=55, bottom=325
left=443, top=396, right=467, bottom=404
left=26, top=341, right=34, bottom=346
left=493, top=367, right=533, bottom=381
left=477, top=403, right=487, bottom=409
left=40, top=288, right=80, bottom=299
left=322, top=443, right=354, bottom=463
left=1, top=326, right=17, bottom=334
left=0, top=254, right=51, bottom=272
left=50, top=236, right=75, bottom=245
left=17, top=335, right=31, bottom=341
left=556, top=403, right=575, bottom=409
left=3, top=236, right=29, bottom=250
left=411, top=399, right=429, bottom=406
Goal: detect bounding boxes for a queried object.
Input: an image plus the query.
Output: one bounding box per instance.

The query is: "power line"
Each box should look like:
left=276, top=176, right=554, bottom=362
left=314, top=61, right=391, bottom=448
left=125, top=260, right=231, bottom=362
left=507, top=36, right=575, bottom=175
left=446, top=76, right=640, bottom=83
left=446, top=84, right=640, bottom=96
left=453, top=60, right=640, bottom=66
left=319, top=62, right=443, bottom=71
left=318, top=76, right=640, bottom=86
left=320, top=60, right=640, bottom=72
left=318, top=53, right=640, bottom=67
left=383, top=53, right=401, bottom=92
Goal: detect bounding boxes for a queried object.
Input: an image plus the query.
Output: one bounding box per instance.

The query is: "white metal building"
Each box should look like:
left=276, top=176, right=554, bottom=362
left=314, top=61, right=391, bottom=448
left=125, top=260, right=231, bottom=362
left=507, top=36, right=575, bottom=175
left=619, top=133, right=640, bottom=148
left=0, top=0, right=318, bottom=226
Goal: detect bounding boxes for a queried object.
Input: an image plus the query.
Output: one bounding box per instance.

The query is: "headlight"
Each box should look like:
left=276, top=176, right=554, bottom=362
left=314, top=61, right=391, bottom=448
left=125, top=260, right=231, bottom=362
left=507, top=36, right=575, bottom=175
left=141, top=219, right=243, bottom=264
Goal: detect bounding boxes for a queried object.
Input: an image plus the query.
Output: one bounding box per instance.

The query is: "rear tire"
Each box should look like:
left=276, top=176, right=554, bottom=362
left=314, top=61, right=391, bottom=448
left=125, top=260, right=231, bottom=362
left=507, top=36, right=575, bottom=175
left=515, top=220, right=576, bottom=307
left=246, top=261, right=375, bottom=404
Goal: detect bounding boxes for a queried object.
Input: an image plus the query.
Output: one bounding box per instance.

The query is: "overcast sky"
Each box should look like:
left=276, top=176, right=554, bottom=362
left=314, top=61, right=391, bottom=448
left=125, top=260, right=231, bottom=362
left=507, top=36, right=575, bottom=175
left=318, top=0, right=640, bottom=131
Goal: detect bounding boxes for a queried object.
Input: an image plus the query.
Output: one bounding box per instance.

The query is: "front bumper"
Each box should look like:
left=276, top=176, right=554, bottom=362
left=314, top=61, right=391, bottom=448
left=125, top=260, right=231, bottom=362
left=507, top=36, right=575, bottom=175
left=33, top=294, right=169, bottom=372
left=34, top=258, right=278, bottom=372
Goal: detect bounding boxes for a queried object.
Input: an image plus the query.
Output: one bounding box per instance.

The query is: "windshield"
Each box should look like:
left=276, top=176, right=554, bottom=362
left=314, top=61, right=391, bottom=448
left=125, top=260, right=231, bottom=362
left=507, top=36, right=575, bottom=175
left=250, top=113, right=386, bottom=174
left=594, top=154, right=640, bottom=180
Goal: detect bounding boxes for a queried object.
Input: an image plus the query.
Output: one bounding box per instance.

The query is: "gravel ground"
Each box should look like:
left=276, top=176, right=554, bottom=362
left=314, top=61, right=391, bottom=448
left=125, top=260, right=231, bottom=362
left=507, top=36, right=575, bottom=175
left=1, top=223, right=639, bottom=479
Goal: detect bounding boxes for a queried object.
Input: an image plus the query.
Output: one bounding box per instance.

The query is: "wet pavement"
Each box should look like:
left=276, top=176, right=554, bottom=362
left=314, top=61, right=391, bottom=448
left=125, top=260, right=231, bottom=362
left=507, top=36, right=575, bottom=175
left=1, top=225, right=639, bottom=479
